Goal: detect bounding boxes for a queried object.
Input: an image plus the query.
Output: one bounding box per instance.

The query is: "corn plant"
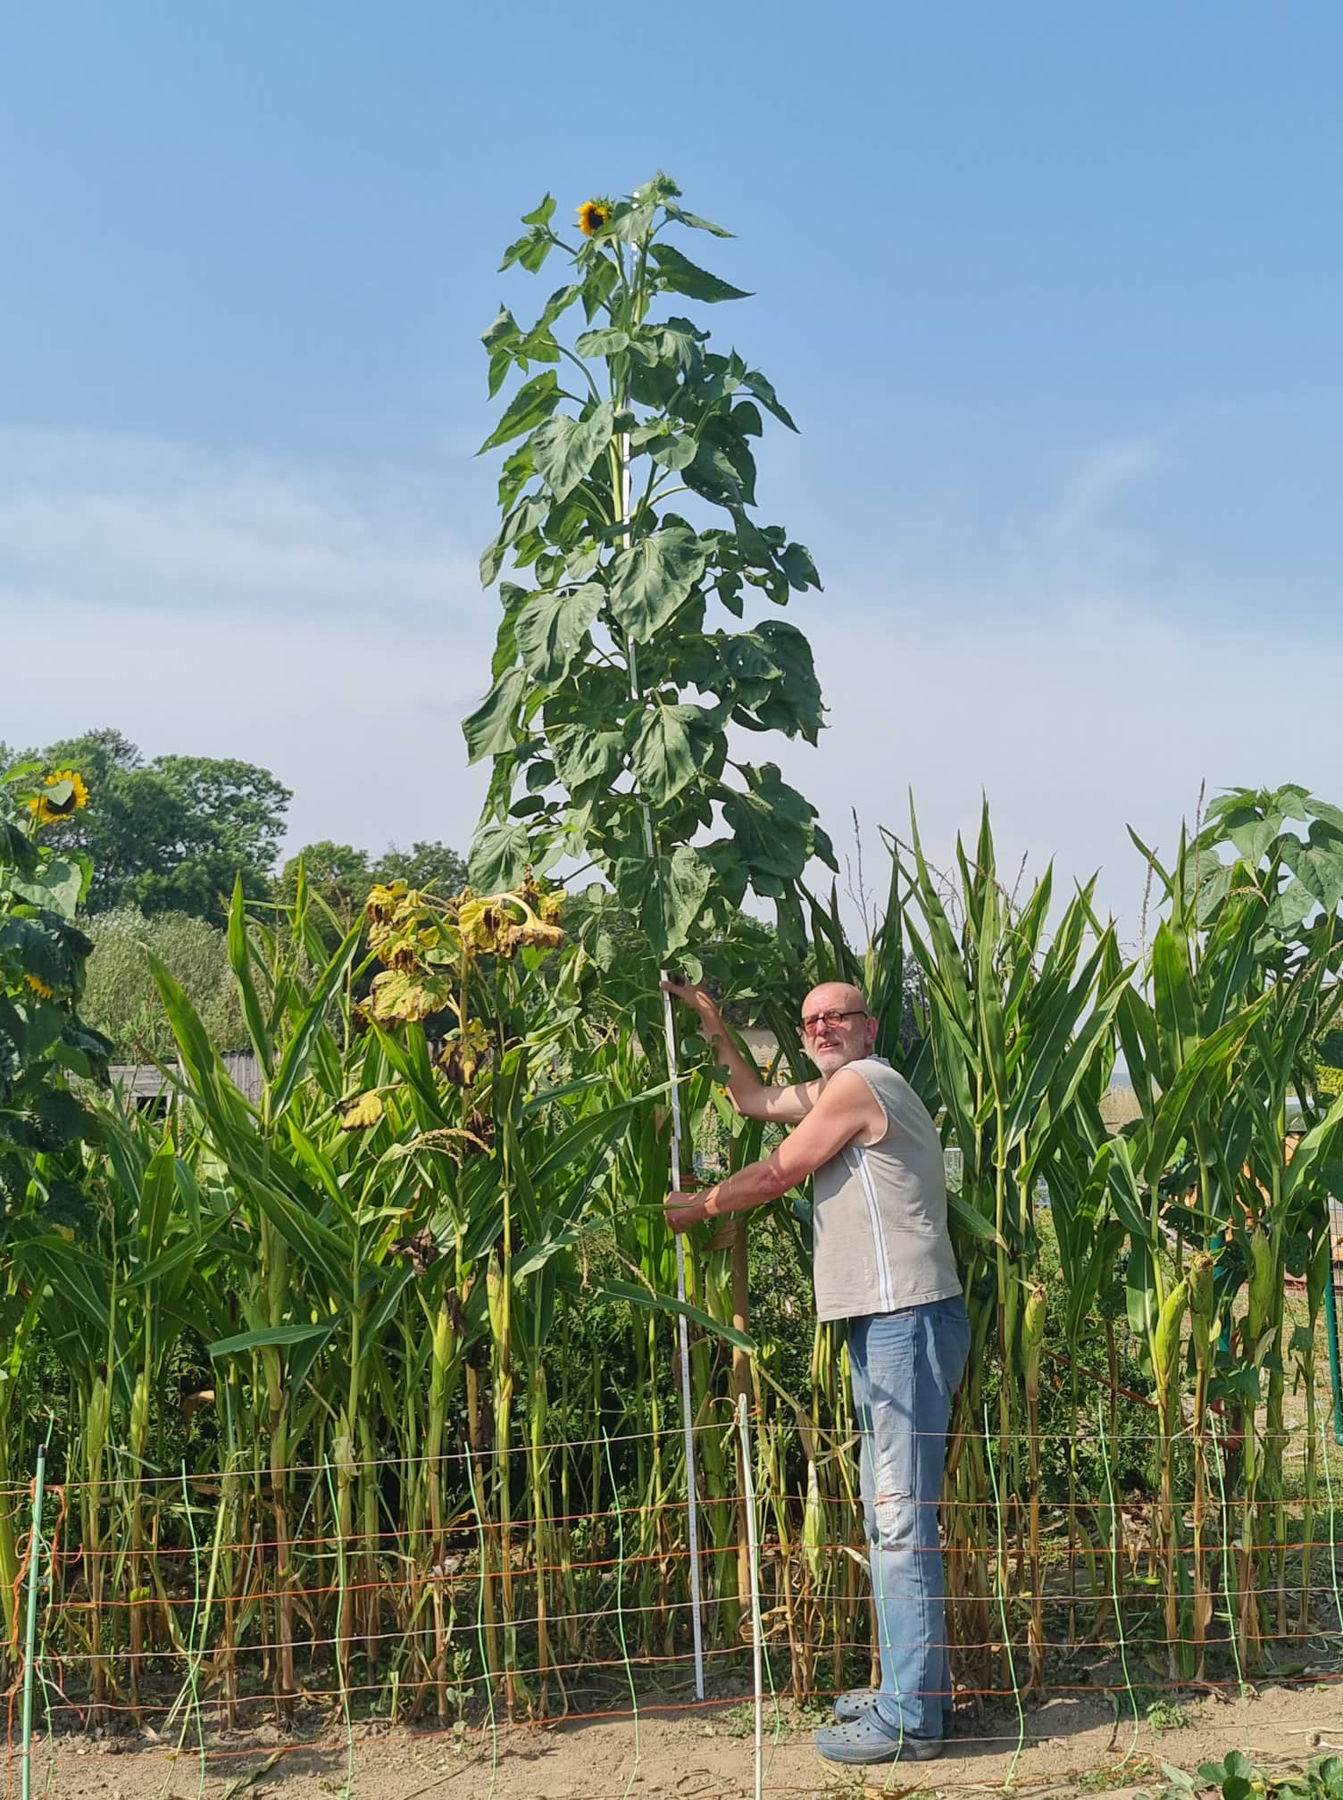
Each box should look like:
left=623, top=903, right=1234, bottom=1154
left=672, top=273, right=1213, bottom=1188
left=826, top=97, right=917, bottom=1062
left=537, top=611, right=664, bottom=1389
left=887, top=806, right=1127, bottom=1691
left=1115, top=786, right=1343, bottom=1671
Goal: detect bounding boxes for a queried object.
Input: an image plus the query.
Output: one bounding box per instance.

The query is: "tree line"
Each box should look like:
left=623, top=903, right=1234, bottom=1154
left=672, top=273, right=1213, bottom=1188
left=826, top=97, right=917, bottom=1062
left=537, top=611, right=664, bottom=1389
left=4, top=728, right=465, bottom=1059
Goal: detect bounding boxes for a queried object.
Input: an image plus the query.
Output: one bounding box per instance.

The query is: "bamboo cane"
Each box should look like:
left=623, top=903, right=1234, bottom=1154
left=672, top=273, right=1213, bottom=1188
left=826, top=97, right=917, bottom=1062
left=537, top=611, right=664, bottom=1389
left=19, top=1442, right=46, bottom=1800
left=737, top=1393, right=764, bottom=1800
left=619, top=415, right=706, bottom=1700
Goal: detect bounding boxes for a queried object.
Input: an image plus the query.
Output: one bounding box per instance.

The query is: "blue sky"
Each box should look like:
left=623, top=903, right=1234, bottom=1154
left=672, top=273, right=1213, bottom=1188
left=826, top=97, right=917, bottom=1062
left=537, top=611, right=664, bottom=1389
left=5, top=4, right=1342, bottom=935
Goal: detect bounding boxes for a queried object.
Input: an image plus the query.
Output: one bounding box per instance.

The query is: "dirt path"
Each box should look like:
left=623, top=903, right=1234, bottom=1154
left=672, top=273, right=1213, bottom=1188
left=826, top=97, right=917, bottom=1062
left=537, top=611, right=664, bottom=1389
left=30, top=1681, right=1343, bottom=1800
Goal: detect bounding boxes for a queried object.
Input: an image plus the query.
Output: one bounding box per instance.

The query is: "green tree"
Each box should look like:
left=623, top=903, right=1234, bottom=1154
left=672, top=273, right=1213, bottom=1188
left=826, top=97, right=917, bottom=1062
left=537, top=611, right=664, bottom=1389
left=1311, top=1023, right=1343, bottom=1098
left=34, top=730, right=292, bottom=923
left=373, top=840, right=468, bottom=893
left=153, top=755, right=289, bottom=873
left=274, top=842, right=373, bottom=933
left=275, top=840, right=469, bottom=928
left=82, top=908, right=246, bottom=1062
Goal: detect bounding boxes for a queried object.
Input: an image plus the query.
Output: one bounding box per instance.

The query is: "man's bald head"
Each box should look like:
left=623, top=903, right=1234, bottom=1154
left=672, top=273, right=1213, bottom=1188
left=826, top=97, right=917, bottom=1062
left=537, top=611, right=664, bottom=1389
left=800, top=982, right=879, bottom=1074
left=803, top=981, right=870, bottom=1016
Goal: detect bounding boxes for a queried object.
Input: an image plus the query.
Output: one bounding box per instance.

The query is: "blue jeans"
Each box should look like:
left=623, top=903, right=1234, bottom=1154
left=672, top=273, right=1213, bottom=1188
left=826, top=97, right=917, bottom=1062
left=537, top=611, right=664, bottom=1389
left=847, top=1296, right=971, bottom=1738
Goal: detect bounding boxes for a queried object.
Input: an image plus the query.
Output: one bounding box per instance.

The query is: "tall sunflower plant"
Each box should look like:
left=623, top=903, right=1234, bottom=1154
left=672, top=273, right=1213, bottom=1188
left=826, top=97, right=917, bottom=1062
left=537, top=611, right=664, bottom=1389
left=0, top=760, right=108, bottom=1222
left=0, top=759, right=109, bottom=1634
left=465, top=173, right=834, bottom=977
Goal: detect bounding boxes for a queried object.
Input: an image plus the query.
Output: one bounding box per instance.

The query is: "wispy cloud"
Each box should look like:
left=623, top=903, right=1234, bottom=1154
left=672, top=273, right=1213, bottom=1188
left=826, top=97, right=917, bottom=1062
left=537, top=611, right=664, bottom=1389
left=5, top=426, right=1340, bottom=935
left=776, top=586, right=1343, bottom=950
left=0, top=428, right=475, bottom=619
left=2, top=428, right=495, bottom=855
left=1046, top=435, right=1169, bottom=543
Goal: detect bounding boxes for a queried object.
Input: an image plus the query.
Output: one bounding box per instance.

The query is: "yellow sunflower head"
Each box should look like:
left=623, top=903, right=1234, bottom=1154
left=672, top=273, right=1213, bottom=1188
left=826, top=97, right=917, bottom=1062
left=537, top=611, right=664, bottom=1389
left=25, top=973, right=54, bottom=1000
left=577, top=199, right=611, bottom=238
left=28, top=768, right=89, bottom=828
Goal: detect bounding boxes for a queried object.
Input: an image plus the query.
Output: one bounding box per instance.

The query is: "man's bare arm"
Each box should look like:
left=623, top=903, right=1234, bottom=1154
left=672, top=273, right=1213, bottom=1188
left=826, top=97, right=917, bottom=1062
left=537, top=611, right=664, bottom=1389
left=661, top=980, right=819, bottom=1123
left=665, top=1068, right=885, bottom=1231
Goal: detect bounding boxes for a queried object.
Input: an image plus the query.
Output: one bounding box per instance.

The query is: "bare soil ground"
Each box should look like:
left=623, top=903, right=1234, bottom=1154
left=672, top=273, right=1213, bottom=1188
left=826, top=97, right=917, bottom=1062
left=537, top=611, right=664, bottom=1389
left=29, top=1681, right=1343, bottom=1800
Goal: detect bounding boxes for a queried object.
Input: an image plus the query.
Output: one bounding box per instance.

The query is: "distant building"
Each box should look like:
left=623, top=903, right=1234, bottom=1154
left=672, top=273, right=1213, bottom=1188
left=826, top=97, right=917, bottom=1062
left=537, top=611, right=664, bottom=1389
left=1099, top=1084, right=1142, bottom=1134
left=109, top=1051, right=263, bottom=1109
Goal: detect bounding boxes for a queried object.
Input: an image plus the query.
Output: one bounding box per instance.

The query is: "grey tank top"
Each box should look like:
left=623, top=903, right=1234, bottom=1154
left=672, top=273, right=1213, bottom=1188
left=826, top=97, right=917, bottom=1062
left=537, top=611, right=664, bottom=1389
left=811, top=1056, right=962, bottom=1323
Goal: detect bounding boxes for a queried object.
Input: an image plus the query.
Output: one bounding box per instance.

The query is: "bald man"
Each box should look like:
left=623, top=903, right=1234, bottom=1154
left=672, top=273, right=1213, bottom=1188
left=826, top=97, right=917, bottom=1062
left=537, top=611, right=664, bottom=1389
left=663, top=980, right=969, bottom=1767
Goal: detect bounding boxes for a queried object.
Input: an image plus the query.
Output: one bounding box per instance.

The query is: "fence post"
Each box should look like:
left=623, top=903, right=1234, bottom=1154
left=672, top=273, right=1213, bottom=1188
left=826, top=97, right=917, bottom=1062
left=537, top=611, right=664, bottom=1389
left=736, top=1393, right=763, bottom=1800
left=20, top=1440, right=47, bottom=1800
left=1325, top=1251, right=1343, bottom=1447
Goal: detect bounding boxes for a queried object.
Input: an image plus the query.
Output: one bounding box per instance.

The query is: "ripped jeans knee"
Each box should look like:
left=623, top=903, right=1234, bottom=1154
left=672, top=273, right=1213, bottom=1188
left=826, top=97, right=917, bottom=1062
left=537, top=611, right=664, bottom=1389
left=869, top=1489, right=918, bottom=1555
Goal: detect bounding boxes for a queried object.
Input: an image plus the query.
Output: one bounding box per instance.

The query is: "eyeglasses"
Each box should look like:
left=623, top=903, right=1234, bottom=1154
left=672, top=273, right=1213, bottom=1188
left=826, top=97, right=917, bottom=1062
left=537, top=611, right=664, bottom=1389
left=800, top=1008, right=869, bottom=1037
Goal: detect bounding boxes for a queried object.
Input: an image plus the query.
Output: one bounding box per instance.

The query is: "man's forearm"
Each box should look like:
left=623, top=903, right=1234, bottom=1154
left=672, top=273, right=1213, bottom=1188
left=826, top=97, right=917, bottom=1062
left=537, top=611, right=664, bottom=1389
left=702, top=1152, right=792, bottom=1219
left=694, top=1004, right=766, bottom=1108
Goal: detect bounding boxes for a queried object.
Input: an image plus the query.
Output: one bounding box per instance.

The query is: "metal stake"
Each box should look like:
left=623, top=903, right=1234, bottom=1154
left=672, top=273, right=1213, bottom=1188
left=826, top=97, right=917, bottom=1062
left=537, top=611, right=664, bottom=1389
left=737, top=1392, right=764, bottom=1800
left=616, top=336, right=705, bottom=1698
left=20, top=1441, right=47, bottom=1800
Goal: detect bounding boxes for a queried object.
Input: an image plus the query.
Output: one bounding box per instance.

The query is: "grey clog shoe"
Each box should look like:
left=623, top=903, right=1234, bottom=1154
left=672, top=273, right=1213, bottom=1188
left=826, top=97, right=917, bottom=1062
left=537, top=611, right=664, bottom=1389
left=814, top=1711, right=943, bottom=1765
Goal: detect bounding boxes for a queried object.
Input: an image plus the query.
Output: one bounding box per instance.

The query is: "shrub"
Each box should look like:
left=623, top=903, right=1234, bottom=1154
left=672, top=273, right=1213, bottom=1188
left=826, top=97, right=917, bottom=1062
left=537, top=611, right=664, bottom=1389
left=83, top=907, right=246, bottom=1061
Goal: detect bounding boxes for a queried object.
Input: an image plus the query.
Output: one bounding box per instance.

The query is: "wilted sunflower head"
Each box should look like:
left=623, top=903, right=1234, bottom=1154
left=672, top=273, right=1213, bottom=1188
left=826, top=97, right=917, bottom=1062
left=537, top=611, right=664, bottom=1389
left=440, top=1018, right=492, bottom=1087
left=511, top=921, right=565, bottom=953
left=28, top=768, right=89, bottom=827
left=364, top=881, right=407, bottom=927
left=340, top=1091, right=386, bottom=1131
left=578, top=199, right=610, bottom=238
left=25, top=973, right=54, bottom=1000
left=458, top=897, right=505, bottom=952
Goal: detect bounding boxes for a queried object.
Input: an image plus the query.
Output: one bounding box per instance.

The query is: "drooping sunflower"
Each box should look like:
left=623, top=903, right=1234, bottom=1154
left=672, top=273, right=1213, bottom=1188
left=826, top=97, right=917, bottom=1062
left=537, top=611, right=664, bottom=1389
left=28, top=767, right=89, bottom=827
left=577, top=198, right=610, bottom=238
left=24, top=973, right=54, bottom=1000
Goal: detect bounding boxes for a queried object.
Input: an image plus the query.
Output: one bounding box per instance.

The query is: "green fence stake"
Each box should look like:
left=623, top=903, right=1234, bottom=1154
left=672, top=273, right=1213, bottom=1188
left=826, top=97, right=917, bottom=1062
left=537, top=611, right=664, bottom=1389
left=1325, top=1258, right=1343, bottom=1447
left=20, top=1440, right=47, bottom=1800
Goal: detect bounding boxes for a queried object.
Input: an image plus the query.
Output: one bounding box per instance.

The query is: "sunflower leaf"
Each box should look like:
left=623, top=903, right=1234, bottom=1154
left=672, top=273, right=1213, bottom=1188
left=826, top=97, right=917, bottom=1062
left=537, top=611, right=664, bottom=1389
left=462, top=668, right=526, bottom=765
left=481, top=306, right=520, bottom=355
left=780, top=541, right=821, bottom=591
left=742, top=368, right=798, bottom=432
left=721, top=763, right=819, bottom=883
left=548, top=725, right=625, bottom=793
left=663, top=202, right=734, bottom=238
left=529, top=402, right=615, bottom=501
left=468, top=821, right=532, bottom=894
left=650, top=433, right=697, bottom=471
left=574, top=327, right=629, bottom=360
left=478, top=371, right=560, bottom=454
left=607, top=525, right=707, bottom=642
left=515, top=583, right=604, bottom=684
left=629, top=705, right=717, bottom=808
left=616, top=846, right=713, bottom=960
left=649, top=243, right=751, bottom=304
left=10, top=855, right=88, bottom=921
